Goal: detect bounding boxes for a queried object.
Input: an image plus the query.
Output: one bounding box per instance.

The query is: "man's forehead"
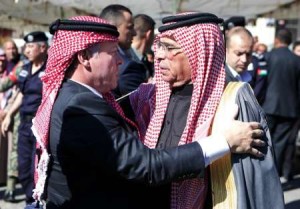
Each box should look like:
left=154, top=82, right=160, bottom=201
left=26, top=42, right=38, bottom=47
left=4, top=41, right=15, bottom=48
left=229, top=34, right=253, bottom=48
left=159, top=36, right=179, bottom=45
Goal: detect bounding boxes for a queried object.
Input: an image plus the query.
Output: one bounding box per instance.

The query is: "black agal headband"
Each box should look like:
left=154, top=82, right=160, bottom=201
left=49, top=19, right=119, bottom=37
left=158, top=13, right=223, bottom=32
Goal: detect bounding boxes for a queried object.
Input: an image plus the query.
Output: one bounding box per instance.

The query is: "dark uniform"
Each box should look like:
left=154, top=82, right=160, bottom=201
left=16, top=31, right=48, bottom=204
left=248, top=53, right=268, bottom=105
left=18, top=62, right=45, bottom=203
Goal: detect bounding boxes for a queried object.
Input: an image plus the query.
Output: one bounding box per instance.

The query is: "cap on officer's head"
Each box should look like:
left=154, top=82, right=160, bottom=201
left=24, top=31, right=48, bottom=43
left=224, top=16, right=245, bottom=31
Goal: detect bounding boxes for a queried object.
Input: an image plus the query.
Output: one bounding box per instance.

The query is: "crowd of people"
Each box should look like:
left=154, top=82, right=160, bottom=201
left=0, top=3, right=299, bottom=209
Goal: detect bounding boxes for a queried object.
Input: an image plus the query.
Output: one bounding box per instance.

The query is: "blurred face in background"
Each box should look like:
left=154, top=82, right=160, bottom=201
left=0, top=55, right=6, bottom=73
left=256, top=43, right=267, bottom=55
left=117, top=11, right=136, bottom=50
left=24, top=42, right=47, bottom=62
left=4, top=41, right=18, bottom=61
left=293, top=45, right=300, bottom=57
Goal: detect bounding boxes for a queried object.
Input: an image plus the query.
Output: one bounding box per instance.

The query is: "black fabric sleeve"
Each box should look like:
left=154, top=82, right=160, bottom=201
left=60, top=92, right=205, bottom=186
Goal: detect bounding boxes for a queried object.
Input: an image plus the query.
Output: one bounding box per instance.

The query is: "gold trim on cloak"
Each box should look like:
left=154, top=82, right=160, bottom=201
left=210, top=82, right=244, bottom=209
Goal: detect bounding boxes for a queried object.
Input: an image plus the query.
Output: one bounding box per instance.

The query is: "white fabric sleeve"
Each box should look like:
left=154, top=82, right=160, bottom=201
left=198, top=134, right=230, bottom=167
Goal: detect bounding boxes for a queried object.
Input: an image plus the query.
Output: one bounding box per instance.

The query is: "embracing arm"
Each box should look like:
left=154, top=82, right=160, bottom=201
left=60, top=92, right=264, bottom=186
left=61, top=97, right=204, bottom=185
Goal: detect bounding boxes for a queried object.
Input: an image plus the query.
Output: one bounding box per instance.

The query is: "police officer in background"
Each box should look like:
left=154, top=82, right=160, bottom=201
left=1, top=31, right=48, bottom=204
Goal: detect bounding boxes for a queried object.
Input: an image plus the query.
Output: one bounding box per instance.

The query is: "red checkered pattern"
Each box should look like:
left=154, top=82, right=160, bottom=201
left=31, top=16, right=125, bottom=201
left=131, top=13, right=225, bottom=209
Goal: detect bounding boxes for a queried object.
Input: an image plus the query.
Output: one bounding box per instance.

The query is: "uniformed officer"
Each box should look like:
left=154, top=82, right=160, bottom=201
left=1, top=31, right=48, bottom=204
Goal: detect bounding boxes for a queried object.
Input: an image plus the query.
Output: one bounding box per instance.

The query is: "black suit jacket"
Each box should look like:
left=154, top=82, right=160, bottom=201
left=225, top=64, right=239, bottom=85
left=262, top=47, right=300, bottom=118
left=46, top=80, right=205, bottom=209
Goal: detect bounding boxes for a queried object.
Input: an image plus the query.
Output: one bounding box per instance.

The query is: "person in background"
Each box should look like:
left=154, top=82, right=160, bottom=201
left=131, top=14, right=156, bottom=79
left=225, top=27, right=268, bottom=104
left=0, top=49, right=7, bottom=74
left=3, top=40, right=20, bottom=74
left=263, top=28, right=300, bottom=183
left=100, top=4, right=149, bottom=98
left=225, top=27, right=253, bottom=83
left=255, top=43, right=268, bottom=55
left=223, top=16, right=246, bottom=32
left=0, top=49, right=8, bottom=188
left=0, top=48, right=20, bottom=203
left=1, top=31, right=48, bottom=205
left=293, top=40, right=300, bottom=56
left=248, top=42, right=268, bottom=105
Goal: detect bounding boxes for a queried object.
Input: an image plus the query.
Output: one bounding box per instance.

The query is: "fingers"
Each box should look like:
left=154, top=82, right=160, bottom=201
left=225, top=120, right=266, bottom=157
left=251, top=138, right=266, bottom=147
left=251, top=129, right=264, bottom=139
left=249, top=122, right=262, bottom=130
left=249, top=125, right=265, bottom=157
left=248, top=147, right=264, bottom=157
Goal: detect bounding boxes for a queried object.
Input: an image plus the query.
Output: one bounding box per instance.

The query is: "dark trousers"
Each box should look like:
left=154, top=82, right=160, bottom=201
left=266, top=114, right=298, bottom=179
left=18, top=121, right=36, bottom=203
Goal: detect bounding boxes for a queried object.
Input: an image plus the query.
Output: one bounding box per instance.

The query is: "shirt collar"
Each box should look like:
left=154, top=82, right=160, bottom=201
left=226, top=64, right=252, bottom=82
left=131, top=47, right=143, bottom=60
left=227, top=64, right=241, bottom=80
left=172, top=84, right=193, bottom=96
left=70, top=79, right=103, bottom=99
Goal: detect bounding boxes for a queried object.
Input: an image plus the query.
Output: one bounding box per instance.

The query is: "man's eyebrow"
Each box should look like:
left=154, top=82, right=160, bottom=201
left=162, top=42, right=172, bottom=46
left=160, top=41, right=179, bottom=47
left=233, top=50, right=247, bottom=53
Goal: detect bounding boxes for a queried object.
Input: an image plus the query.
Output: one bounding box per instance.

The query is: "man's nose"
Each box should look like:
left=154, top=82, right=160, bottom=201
left=240, top=54, right=247, bottom=62
left=155, top=48, right=166, bottom=60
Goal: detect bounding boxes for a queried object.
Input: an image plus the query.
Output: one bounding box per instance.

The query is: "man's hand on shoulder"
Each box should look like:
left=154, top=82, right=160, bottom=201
left=222, top=104, right=265, bottom=157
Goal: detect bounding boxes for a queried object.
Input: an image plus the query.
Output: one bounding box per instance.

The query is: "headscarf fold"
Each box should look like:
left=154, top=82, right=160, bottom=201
left=130, top=12, right=226, bottom=209
left=31, top=16, right=121, bottom=201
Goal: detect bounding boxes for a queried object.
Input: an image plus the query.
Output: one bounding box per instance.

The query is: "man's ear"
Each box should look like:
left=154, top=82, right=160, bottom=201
left=40, top=43, right=48, bottom=53
left=77, top=50, right=90, bottom=68
left=145, top=30, right=151, bottom=40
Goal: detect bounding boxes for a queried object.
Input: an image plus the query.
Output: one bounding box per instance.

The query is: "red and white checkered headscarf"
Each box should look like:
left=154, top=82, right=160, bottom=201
left=31, top=16, right=127, bottom=201
left=131, top=12, right=225, bottom=208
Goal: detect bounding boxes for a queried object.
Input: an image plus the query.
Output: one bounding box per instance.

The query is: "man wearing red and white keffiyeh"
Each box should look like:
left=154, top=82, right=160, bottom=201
left=129, top=12, right=265, bottom=209
left=31, top=16, right=123, bottom=203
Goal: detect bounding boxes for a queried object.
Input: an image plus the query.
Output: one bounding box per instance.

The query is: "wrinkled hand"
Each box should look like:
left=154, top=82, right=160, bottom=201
left=222, top=104, right=265, bottom=157
left=1, top=114, right=11, bottom=137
